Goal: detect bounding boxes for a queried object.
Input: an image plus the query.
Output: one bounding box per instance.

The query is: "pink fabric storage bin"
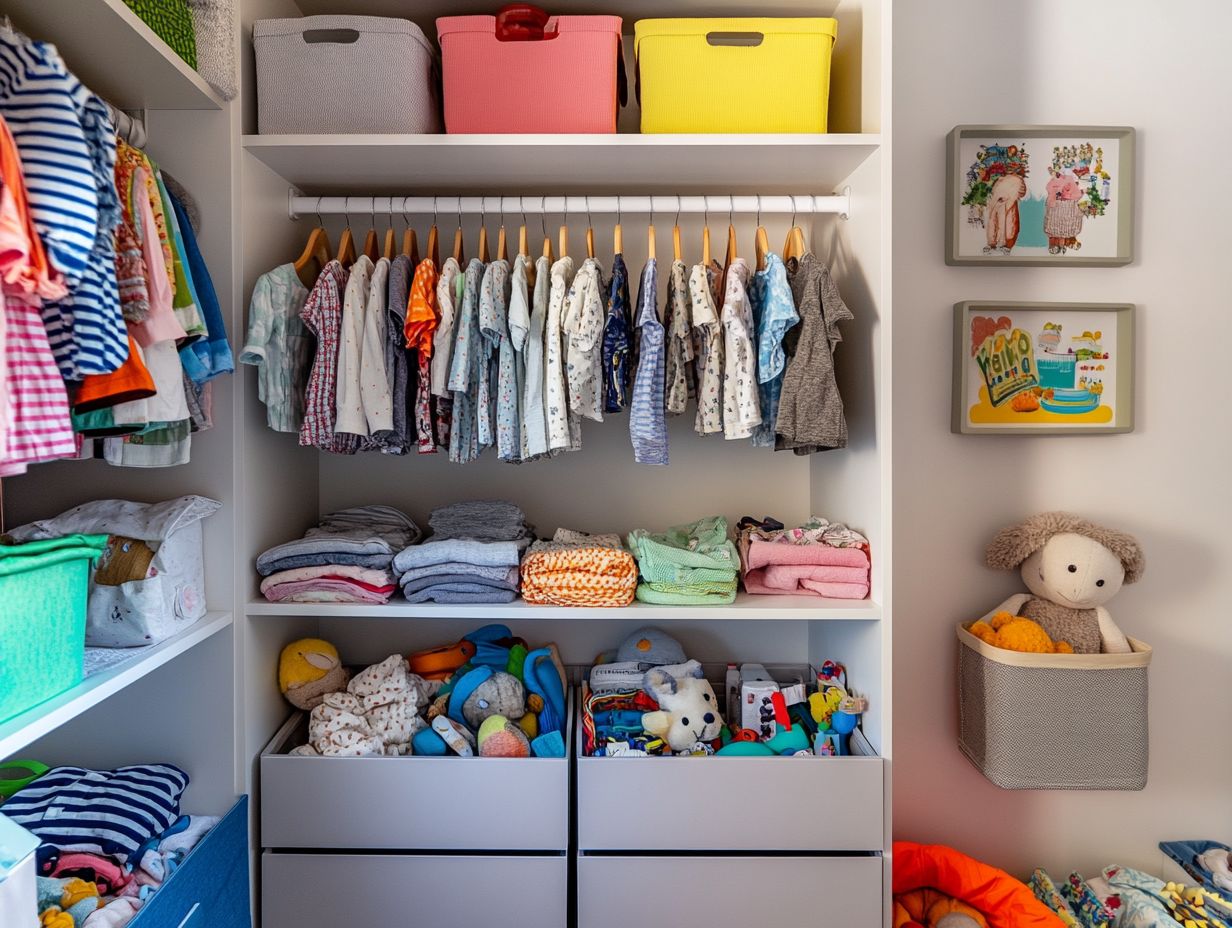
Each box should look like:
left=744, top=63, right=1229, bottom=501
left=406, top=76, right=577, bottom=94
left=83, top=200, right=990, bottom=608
left=437, top=8, right=624, bottom=134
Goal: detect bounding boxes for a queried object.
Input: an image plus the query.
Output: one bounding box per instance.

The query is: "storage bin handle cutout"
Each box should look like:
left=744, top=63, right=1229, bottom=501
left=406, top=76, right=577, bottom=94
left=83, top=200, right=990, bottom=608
left=301, top=28, right=360, bottom=45
left=495, top=4, right=559, bottom=42
left=706, top=32, right=765, bottom=47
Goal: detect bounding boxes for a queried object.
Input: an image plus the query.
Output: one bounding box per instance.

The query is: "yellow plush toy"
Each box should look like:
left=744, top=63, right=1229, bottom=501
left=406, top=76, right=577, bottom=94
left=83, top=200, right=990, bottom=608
left=969, top=611, right=1073, bottom=654
left=279, top=638, right=350, bottom=710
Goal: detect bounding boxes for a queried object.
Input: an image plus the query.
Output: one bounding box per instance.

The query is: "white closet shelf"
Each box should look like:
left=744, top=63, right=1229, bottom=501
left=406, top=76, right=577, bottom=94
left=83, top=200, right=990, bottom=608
left=246, top=595, right=880, bottom=621
left=0, top=612, right=233, bottom=759
left=241, top=134, right=881, bottom=194
left=4, top=0, right=223, bottom=111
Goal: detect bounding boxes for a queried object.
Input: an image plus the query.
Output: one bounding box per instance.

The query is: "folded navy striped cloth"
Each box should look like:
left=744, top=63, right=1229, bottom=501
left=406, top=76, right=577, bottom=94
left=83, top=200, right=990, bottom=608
left=1, top=764, right=188, bottom=863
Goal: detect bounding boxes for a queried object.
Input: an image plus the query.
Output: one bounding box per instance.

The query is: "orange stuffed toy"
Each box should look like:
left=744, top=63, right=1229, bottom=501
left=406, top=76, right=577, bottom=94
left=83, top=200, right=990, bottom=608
left=968, top=611, right=1073, bottom=654
left=894, top=888, right=989, bottom=928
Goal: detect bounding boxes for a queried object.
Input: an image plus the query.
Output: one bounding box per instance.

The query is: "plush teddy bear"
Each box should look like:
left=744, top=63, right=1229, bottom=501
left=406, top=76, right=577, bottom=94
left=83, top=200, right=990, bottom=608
left=984, top=512, right=1145, bottom=654
left=279, top=638, right=350, bottom=710
left=641, top=660, right=724, bottom=752
left=968, top=611, right=1073, bottom=654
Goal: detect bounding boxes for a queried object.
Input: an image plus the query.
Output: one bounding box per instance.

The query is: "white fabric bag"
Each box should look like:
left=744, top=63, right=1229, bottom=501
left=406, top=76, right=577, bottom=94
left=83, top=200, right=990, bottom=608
left=7, top=496, right=220, bottom=647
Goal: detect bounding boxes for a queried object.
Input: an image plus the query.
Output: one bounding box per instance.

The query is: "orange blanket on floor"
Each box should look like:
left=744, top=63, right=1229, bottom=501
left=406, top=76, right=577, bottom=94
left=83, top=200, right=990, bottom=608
left=893, top=842, right=1066, bottom=928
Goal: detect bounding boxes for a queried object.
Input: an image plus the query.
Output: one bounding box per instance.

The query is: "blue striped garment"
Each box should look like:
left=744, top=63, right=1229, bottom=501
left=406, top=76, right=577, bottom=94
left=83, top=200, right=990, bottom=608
left=0, top=32, right=100, bottom=283
left=629, top=258, right=667, bottom=465
left=1, top=764, right=188, bottom=863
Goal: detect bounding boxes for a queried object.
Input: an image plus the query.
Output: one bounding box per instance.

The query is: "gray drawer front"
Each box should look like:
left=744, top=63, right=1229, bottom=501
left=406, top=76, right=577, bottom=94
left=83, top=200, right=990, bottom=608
left=263, top=852, right=567, bottom=928
left=578, top=855, right=882, bottom=928
left=261, top=710, right=570, bottom=850
left=576, top=752, right=884, bottom=850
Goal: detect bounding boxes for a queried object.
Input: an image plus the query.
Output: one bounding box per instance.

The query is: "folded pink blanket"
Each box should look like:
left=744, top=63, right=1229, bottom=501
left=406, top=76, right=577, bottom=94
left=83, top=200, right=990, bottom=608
left=743, top=571, right=869, bottom=599
left=762, top=564, right=868, bottom=585
left=262, top=578, right=396, bottom=604
left=259, top=564, right=393, bottom=595
left=744, top=541, right=869, bottom=571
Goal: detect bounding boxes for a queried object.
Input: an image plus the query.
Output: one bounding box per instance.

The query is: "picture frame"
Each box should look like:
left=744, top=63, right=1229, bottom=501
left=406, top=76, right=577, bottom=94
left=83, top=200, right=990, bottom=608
left=952, top=301, right=1134, bottom=435
left=946, top=125, right=1134, bottom=266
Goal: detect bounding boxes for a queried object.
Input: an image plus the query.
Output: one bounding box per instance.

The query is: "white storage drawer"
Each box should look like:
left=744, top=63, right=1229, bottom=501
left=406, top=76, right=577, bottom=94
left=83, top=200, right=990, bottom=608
left=264, top=851, right=567, bottom=928
left=578, top=854, right=882, bottom=927
left=260, top=700, right=571, bottom=850
left=576, top=742, right=883, bottom=851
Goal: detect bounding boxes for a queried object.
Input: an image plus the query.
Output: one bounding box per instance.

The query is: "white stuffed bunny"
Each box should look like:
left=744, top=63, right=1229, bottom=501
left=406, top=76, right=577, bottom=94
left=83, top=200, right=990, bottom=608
left=641, top=660, right=725, bottom=752
left=984, top=512, right=1145, bottom=654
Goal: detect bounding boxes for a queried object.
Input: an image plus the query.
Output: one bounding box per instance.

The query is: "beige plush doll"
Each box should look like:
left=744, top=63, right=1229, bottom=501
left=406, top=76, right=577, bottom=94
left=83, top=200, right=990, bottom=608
left=984, top=512, right=1145, bottom=654
left=642, top=660, right=725, bottom=752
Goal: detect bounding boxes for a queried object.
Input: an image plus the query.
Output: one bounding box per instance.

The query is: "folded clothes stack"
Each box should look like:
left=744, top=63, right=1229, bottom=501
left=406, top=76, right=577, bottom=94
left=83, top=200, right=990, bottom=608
left=737, top=516, right=870, bottom=599
left=627, top=516, right=740, bottom=605
left=257, top=506, right=421, bottom=604
left=2, top=764, right=217, bottom=928
left=520, top=529, right=638, bottom=607
left=392, top=501, right=533, bottom=604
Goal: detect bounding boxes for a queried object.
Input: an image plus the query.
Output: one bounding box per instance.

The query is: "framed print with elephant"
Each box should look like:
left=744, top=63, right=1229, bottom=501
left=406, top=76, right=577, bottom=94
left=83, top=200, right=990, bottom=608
left=952, top=301, right=1135, bottom=435
left=946, top=126, right=1134, bottom=266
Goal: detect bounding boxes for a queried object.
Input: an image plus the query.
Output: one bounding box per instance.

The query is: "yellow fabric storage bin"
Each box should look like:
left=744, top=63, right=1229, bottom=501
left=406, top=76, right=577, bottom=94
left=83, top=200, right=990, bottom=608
left=634, top=18, right=837, bottom=134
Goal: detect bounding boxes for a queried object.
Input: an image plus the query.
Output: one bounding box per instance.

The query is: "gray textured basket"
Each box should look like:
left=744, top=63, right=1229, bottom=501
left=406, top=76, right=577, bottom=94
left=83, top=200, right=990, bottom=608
left=254, top=15, right=441, bottom=135
left=957, top=624, right=1151, bottom=790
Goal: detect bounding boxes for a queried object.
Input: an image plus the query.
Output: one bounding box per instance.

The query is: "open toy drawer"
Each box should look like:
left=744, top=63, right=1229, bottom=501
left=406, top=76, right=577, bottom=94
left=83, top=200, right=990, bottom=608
left=574, top=666, right=883, bottom=852
left=260, top=690, right=572, bottom=851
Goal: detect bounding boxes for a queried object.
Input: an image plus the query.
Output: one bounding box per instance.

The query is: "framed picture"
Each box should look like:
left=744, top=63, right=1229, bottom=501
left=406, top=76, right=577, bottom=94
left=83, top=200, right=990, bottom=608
left=946, top=125, right=1134, bottom=266
left=952, top=301, right=1134, bottom=435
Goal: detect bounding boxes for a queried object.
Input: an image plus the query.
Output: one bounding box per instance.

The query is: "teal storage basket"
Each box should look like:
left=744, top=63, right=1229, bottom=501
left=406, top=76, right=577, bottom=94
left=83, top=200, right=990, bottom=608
left=0, top=534, right=108, bottom=723
left=122, top=0, right=198, bottom=69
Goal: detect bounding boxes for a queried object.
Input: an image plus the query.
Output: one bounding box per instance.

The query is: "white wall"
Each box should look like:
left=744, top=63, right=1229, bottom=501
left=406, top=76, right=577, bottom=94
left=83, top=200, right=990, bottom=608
left=892, top=0, right=1232, bottom=878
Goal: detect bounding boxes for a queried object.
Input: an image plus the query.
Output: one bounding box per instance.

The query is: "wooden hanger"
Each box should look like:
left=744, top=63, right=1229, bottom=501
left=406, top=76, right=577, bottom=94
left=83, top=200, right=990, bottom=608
left=754, top=198, right=770, bottom=272
left=782, top=196, right=807, bottom=262
left=335, top=208, right=357, bottom=267
left=294, top=203, right=333, bottom=287
left=725, top=222, right=738, bottom=267
left=453, top=222, right=465, bottom=263
left=702, top=198, right=712, bottom=267
left=361, top=199, right=379, bottom=261
left=518, top=223, right=529, bottom=258
left=647, top=222, right=656, bottom=262
left=497, top=223, right=508, bottom=262
left=403, top=227, right=420, bottom=264
left=382, top=203, right=397, bottom=261
left=672, top=200, right=682, bottom=262
left=584, top=197, right=595, bottom=260
left=478, top=201, right=491, bottom=263
left=614, top=199, right=623, bottom=255
left=426, top=199, right=439, bottom=268
left=558, top=218, right=568, bottom=260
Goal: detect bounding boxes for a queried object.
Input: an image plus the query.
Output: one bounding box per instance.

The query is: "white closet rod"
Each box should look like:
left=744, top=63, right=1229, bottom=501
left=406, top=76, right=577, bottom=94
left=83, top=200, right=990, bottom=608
left=288, top=192, right=852, bottom=221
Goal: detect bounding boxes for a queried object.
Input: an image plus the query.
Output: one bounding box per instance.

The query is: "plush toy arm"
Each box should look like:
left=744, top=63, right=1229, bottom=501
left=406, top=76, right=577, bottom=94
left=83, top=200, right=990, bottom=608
left=978, top=593, right=1030, bottom=623
left=642, top=711, right=669, bottom=738
left=1095, top=606, right=1132, bottom=654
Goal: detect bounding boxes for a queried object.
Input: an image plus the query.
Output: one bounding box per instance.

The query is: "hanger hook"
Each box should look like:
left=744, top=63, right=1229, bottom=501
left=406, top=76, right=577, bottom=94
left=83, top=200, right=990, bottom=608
left=704, top=195, right=710, bottom=225
left=585, top=194, right=592, bottom=228
left=728, top=197, right=733, bottom=226
left=646, top=195, right=651, bottom=226
left=479, top=196, right=486, bottom=228
left=370, top=195, right=376, bottom=224
left=616, top=195, right=622, bottom=226
left=540, top=195, right=548, bottom=239
left=456, top=196, right=463, bottom=231
left=756, top=194, right=762, bottom=227
left=674, top=195, right=681, bottom=228
left=432, top=195, right=438, bottom=227
left=343, top=196, right=352, bottom=230
left=400, top=196, right=409, bottom=230
left=315, top=196, right=324, bottom=228
left=520, top=195, right=528, bottom=229
left=790, top=195, right=799, bottom=228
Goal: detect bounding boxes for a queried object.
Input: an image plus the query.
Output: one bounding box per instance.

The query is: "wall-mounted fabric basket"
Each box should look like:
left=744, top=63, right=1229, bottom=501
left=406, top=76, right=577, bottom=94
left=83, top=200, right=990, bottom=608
left=254, top=16, right=441, bottom=135
left=633, top=18, right=837, bottom=133
left=956, top=624, right=1151, bottom=791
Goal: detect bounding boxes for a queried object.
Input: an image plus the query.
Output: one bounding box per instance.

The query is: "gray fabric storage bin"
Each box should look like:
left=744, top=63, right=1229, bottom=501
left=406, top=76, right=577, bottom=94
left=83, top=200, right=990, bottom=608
left=957, top=624, right=1151, bottom=790
left=254, top=15, right=441, bottom=134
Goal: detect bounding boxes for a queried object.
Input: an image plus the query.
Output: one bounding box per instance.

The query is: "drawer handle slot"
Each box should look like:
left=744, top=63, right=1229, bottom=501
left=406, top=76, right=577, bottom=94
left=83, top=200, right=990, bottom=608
left=706, top=32, right=764, bottom=47
left=176, top=902, right=201, bottom=928
left=301, top=29, right=360, bottom=45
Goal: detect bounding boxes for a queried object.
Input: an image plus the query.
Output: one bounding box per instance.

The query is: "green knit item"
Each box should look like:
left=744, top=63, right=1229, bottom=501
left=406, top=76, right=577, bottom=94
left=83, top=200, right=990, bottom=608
left=636, top=584, right=737, bottom=606
left=0, top=535, right=108, bottom=723
left=626, top=516, right=739, bottom=584
left=123, top=0, right=198, bottom=69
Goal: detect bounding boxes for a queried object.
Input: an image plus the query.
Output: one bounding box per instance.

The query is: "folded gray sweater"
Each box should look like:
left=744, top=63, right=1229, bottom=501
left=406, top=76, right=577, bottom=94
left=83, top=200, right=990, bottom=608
left=257, top=506, right=421, bottom=575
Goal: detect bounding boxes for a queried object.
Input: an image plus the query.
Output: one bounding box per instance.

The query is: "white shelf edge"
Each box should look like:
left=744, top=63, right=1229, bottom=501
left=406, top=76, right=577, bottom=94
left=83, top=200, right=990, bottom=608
left=0, top=611, right=233, bottom=759
left=242, top=132, right=882, bottom=149
left=245, top=597, right=880, bottom=621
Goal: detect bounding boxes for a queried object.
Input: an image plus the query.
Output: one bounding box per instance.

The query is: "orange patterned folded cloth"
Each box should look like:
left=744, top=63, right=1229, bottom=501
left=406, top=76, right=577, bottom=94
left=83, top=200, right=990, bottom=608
left=520, top=530, right=638, bottom=607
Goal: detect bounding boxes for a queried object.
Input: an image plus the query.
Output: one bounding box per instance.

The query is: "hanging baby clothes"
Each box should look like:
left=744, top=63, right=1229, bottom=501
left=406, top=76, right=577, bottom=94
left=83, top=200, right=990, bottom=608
left=522, top=253, right=552, bottom=459
left=153, top=168, right=204, bottom=341
left=168, top=185, right=231, bottom=383
left=405, top=257, right=438, bottom=455
left=241, top=264, right=309, bottom=432
left=663, top=258, right=693, bottom=416
left=299, top=260, right=356, bottom=454
left=720, top=256, right=761, bottom=440
left=564, top=256, right=605, bottom=442
left=602, top=251, right=632, bottom=413
left=476, top=258, right=507, bottom=453
left=359, top=256, right=393, bottom=443
left=507, top=253, right=531, bottom=462
left=431, top=255, right=459, bottom=450
left=382, top=253, right=412, bottom=454
left=689, top=261, right=723, bottom=435
left=447, top=258, right=485, bottom=463
left=777, top=252, right=852, bottom=454
left=545, top=255, right=576, bottom=453
left=485, top=256, right=521, bottom=463
left=629, top=257, right=667, bottom=465
left=747, top=251, right=799, bottom=448
left=333, top=253, right=373, bottom=439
